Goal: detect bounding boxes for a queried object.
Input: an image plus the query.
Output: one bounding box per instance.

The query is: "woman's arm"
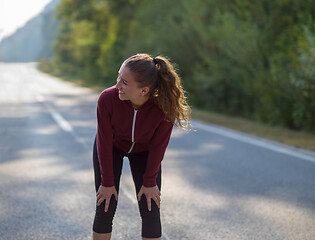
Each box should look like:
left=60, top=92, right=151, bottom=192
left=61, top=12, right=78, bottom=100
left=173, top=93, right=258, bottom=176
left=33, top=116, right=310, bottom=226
left=96, top=92, right=115, bottom=187
left=138, top=119, right=173, bottom=211
left=96, top=91, right=119, bottom=212
left=143, top=120, right=173, bottom=187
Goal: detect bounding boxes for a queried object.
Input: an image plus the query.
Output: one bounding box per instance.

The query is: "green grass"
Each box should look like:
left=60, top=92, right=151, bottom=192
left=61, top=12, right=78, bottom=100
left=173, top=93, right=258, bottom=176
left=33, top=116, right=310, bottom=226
left=192, top=108, right=315, bottom=152
left=37, top=60, right=315, bottom=152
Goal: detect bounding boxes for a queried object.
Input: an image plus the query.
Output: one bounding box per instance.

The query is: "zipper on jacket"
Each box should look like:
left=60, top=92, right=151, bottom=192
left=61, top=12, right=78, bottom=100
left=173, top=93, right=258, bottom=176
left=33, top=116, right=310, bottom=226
left=128, top=109, right=138, bottom=153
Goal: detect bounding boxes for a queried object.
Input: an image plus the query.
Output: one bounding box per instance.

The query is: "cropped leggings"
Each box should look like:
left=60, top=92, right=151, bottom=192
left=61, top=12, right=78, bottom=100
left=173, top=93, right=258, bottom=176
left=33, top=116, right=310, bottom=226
left=92, top=138, right=162, bottom=238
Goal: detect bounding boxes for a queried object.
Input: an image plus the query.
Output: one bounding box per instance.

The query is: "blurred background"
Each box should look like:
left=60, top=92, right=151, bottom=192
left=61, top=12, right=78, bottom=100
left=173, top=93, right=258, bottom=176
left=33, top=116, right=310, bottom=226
left=1, top=0, right=315, bottom=144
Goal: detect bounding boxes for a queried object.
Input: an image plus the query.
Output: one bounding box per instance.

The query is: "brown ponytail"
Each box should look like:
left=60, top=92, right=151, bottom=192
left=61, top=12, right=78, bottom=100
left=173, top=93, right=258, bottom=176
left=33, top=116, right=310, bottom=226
left=125, top=53, right=191, bottom=130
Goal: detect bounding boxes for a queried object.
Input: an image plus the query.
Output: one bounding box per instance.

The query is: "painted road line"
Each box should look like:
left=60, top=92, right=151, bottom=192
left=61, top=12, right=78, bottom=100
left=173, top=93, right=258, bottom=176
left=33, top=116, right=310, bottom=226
left=193, top=120, right=315, bottom=164
left=35, top=94, right=73, bottom=132
left=44, top=103, right=90, bottom=151
left=51, top=112, right=74, bottom=132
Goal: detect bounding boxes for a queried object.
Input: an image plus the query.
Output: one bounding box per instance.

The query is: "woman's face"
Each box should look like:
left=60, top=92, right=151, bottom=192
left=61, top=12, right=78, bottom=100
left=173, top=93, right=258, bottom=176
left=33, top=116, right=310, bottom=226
left=115, top=63, right=148, bottom=103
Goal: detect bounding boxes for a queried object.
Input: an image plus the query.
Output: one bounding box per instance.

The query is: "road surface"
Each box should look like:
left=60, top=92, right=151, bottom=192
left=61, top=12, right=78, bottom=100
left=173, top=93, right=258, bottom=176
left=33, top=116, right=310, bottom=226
left=1, top=63, right=315, bottom=240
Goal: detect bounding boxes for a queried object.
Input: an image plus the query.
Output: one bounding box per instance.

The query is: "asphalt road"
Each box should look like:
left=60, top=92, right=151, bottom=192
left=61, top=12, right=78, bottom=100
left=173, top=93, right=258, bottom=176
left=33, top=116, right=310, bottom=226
left=1, top=63, right=315, bottom=240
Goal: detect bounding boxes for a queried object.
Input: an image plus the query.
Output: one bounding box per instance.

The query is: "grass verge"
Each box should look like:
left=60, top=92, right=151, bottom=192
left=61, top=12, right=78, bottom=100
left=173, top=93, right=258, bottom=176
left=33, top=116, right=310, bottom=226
left=192, top=109, right=315, bottom=152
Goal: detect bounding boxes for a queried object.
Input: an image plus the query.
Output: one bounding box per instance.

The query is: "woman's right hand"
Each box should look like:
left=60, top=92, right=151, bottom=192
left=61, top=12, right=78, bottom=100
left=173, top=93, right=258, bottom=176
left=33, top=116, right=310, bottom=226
left=96, top=185, right=118, bottom=212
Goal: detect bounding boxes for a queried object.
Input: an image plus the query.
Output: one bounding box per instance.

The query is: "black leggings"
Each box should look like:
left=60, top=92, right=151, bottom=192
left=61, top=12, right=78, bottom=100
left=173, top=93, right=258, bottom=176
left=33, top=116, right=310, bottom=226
left=92, top=138, right=162, bottom=238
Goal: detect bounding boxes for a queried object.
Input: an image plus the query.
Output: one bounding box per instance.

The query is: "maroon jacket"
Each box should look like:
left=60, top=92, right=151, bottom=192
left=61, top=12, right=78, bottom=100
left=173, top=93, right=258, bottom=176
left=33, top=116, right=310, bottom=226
left=96, top=86, right=173, bottom=187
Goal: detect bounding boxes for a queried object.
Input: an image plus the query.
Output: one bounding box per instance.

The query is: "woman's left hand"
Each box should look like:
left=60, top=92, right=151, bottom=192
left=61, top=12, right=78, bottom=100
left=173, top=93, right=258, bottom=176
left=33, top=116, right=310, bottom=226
left=138, top=185, right=161, bottom=211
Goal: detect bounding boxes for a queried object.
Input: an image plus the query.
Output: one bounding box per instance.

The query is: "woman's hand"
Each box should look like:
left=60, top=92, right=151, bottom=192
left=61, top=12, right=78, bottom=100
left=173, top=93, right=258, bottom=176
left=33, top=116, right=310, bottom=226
left=96, top=185, right=118, bottom=212
left=138, top=185, right=161, bottom=211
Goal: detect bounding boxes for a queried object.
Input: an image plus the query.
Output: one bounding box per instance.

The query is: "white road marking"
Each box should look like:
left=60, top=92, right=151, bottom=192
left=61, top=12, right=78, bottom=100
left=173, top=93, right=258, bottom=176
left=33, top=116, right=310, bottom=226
left=51, top=112, right=74, bottom=132
left=35, top=94, right=73, bottom=132
left=36, top=97, right=91, bottom=152
left=193, top=120, right=315, bottom=164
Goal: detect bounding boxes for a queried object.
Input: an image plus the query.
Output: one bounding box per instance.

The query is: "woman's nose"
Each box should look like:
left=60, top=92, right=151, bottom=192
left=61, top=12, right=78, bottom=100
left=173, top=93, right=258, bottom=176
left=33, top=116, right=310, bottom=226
left=116, top=78, right=121, bottom=89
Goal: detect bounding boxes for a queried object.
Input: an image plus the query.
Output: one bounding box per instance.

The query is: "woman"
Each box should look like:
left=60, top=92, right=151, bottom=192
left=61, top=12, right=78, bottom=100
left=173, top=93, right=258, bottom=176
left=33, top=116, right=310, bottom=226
left=93, top=53, right=191, bottom=240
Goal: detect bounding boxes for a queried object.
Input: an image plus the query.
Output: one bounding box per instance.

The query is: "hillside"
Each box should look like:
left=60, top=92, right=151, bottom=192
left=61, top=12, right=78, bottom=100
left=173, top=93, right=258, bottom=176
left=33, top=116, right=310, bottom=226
left=0, top=0, right=60, bottom=62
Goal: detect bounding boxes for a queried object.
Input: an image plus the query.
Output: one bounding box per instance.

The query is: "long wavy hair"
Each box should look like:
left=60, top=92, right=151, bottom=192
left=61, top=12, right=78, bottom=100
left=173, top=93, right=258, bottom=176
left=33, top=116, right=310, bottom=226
left=124, top=53, right=191, bottom=130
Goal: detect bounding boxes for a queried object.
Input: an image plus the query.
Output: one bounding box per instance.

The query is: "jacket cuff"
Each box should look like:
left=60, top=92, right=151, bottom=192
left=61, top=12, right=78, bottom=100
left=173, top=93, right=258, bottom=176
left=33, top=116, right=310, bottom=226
left=143, top=177, right=157, bottom=187
left=101, top=178, right=115, bottom=187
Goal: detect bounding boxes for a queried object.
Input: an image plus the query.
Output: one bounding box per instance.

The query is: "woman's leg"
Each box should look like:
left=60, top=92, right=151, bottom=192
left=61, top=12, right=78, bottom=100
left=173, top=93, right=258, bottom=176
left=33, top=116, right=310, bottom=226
left=92, top=137, right=124, bottom=238
left=128, top=152, right=162, bottom=239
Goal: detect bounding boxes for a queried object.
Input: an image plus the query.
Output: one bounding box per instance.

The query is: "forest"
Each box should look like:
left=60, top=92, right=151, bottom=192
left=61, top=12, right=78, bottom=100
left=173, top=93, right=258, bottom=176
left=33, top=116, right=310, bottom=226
left=47, top=0, right=315, bottom=132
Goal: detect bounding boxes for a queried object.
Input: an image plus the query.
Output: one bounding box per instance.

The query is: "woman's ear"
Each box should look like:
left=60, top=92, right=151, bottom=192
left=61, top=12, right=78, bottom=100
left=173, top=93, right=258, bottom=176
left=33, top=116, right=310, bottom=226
left=141, top=86, right=150, bottom=96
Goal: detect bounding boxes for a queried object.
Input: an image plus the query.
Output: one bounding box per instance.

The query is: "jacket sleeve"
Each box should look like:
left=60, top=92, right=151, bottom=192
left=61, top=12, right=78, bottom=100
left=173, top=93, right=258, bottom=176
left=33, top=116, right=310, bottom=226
left=96, top=92, right=115, bottom=187
left=143, top=119, right=174, bottom=187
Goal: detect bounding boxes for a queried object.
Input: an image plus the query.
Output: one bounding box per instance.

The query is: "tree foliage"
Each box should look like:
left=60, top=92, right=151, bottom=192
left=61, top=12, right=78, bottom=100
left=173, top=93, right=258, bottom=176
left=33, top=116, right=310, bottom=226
left=53, top=0, right=315, bottom=131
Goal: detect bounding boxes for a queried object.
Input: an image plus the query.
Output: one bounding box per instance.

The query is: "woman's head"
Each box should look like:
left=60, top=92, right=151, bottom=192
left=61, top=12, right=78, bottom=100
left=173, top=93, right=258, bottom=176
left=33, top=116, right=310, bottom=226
left=115, top=59, right=150, bottom=106
left=116, top=53, right=191, bottom=129
left=123, top=54, right=159, bottom=94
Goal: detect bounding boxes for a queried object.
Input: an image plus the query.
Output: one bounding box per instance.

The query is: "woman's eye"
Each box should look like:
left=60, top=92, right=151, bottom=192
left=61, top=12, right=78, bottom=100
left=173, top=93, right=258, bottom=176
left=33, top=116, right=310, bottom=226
left=117, top=75, right=127, bottom=85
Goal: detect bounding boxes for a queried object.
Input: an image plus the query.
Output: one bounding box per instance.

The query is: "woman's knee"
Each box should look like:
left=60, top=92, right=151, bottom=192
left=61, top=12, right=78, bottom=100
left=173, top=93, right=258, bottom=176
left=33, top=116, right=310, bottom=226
left=138, top=196, right=161, bottom=238
left=93, top=196, right=118, bottom=234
